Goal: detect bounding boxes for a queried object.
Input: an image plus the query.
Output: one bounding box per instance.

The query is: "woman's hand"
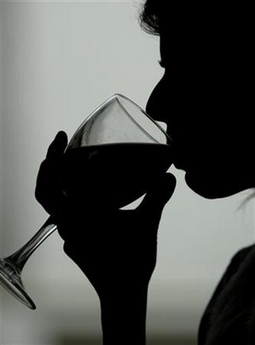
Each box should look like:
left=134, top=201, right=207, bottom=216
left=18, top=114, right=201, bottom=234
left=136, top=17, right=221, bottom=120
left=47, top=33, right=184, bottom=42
left=59, top=173, right=176, bottom=295
left=36, top=131, right=176, bottom=289
left=35, top=131, right=176, bottom=344
left=36, top=131, right=176, bottom=290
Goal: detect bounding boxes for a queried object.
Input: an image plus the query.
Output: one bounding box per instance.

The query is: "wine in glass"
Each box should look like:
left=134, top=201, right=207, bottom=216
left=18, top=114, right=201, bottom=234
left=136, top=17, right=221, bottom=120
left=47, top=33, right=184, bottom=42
left=0, top=94, right=173, bottom=309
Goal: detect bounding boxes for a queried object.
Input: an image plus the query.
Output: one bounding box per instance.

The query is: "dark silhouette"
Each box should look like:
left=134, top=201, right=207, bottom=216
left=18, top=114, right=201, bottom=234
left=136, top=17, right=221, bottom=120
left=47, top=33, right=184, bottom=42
left=35, top=1, right=255, bottom=344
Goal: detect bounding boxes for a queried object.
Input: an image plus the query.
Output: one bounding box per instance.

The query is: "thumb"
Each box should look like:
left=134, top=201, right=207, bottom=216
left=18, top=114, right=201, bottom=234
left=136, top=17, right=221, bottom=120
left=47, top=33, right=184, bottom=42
left=46, top=131, right=68, bottom=160
left=137, top=173, right=176, bottom=218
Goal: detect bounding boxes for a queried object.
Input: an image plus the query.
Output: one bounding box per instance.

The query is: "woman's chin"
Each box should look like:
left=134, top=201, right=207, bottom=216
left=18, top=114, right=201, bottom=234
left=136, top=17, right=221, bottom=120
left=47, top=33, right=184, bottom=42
left=184, top=172, right=244, bottom=199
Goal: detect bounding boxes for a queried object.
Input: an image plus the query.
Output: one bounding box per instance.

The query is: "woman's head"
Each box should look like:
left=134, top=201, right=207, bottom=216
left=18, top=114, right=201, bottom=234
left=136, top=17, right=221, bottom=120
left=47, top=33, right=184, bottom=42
left=140, top=1, right=255, bottom=199
left=139, top=0, right=160, bottom=36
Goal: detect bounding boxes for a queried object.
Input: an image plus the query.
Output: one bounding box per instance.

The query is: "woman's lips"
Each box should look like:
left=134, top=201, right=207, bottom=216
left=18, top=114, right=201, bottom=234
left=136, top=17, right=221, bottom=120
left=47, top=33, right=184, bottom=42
left=172, top=146, right=190, bottom=171
left=167, top=134, right=191, bottom=171
left=173, top=159, right=188, bottom=170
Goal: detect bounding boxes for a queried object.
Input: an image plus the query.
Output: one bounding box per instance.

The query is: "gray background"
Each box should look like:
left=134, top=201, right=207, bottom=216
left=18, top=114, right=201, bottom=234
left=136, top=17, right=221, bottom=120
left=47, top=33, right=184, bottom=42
left=1, top=1, right=254, bottom=344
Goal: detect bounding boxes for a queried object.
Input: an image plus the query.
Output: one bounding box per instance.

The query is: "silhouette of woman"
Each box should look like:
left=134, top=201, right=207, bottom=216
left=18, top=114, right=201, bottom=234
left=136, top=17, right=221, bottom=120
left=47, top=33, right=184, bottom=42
left=35, top=1, right=255, bottom=344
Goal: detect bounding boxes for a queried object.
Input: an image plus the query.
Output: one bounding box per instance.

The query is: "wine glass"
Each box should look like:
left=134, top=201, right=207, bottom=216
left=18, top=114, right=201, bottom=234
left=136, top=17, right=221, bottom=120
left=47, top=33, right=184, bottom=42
left=0, top=94, right=172, bottom=310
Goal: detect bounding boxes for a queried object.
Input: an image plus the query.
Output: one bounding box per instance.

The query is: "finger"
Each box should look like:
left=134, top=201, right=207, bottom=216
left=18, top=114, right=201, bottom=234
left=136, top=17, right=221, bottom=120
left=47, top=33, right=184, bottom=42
left=35, top=159, right=67, bottom=217
left=137, top=173, right=176, bottom=218
left=35, top=131, right=68, bottom=216
left=46, top=131, right=68, bottom=160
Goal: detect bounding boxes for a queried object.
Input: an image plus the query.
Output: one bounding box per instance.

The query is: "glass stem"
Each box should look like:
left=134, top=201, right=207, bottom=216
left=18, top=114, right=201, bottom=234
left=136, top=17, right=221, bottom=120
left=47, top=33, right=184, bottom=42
left=7, top=217, right=57, bottom=272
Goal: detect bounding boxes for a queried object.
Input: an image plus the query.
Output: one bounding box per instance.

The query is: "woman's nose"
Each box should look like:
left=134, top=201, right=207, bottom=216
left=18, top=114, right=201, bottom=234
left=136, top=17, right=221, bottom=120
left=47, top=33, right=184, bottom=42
left=146, top=77, right=168, bottom=122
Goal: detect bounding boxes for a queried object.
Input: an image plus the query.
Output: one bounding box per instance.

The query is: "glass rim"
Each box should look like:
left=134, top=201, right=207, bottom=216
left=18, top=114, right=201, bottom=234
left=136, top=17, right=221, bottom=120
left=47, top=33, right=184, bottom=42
left=113, top=94, right=173, bottom=145
left=69, top=93, right=173, bottom=147
left=97, top=93, right=172, bottom=144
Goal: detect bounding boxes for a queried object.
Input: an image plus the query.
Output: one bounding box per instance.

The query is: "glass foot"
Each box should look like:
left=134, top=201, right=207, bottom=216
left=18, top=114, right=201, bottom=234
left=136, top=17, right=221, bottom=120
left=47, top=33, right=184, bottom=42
left=0, top=259, right=36, bottom=310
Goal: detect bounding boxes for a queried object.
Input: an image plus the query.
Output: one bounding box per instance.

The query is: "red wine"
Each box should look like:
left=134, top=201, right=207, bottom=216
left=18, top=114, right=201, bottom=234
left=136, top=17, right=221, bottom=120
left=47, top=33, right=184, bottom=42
left=62, top=143, right=172, bottom=209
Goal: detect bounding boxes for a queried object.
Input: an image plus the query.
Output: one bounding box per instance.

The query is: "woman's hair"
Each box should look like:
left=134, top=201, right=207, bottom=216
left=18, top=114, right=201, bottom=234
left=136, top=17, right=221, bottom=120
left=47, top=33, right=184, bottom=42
left=139, top=0, right=160, bottom=36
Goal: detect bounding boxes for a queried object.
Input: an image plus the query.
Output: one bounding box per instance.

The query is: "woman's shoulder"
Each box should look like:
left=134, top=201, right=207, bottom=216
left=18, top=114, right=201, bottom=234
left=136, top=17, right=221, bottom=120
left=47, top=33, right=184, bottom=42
left=228, top=244, right=255, bottom=275
left=198, top=244, right=255, bottom=345
left=212, top=243, right=255, bottom=301
left=231, top=244, right=255, bottom=261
